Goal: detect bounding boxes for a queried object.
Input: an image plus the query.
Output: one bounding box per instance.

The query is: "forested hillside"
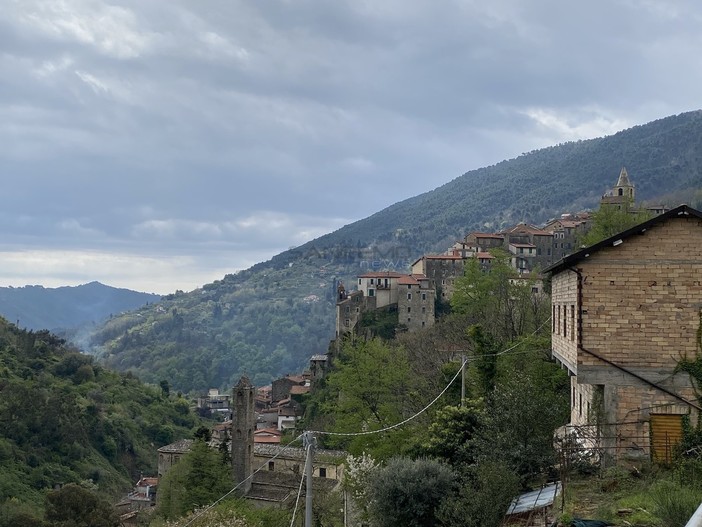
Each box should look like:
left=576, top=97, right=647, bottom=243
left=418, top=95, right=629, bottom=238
left=0, top=282, right=160, bottom=332
left=86, top=111, right=702, bottom=392
left=0, top=318, right=198, bottom=525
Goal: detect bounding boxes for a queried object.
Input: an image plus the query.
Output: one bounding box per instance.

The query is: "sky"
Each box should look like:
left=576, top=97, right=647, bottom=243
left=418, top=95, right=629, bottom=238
left=2, top=0, right=702, bottom=294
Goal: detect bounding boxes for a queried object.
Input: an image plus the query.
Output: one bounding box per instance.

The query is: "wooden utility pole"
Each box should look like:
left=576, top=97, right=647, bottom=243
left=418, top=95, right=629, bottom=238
left=304, top=432, right=316, bottom=527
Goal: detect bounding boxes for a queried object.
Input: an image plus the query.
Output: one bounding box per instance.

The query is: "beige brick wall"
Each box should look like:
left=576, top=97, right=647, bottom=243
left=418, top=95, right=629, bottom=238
left=552, top=271, right=579, bottom=371
left=579, top=217, right=702, bottom=369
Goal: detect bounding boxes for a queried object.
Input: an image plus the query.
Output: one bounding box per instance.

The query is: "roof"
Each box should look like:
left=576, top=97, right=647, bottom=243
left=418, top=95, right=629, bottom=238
left=468, top=232, right=504, bottom=239
left=357, top=271, right=405, bottom=278
left=397, top=275, right=420, bottom=285
left=158, top=438, right=194, bottom=453
left=310, top=354, right=327, bottom=361
left=423, top=254, right=464, bottom=260
left=290, top=385, right=310, bottom=395
left=476, top=252, right=494, bottom=259
left=506, top=481, right=561, bottom=515
left=254, top=443, right=347, bottom=462
left=510, top=243, right=536, bottom=248
left=544, top=205, right=702, bottom=275
left=500, top=223, right=548, bottom=235
left=137, top=477, right=158, bottom=487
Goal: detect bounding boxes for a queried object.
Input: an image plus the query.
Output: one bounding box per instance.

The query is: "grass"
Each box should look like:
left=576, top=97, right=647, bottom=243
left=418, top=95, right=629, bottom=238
left=558, top=463, right=702, bottom=527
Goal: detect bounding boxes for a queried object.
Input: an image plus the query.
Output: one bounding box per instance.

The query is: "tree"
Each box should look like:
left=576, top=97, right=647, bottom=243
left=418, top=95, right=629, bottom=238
left=367, top=457, right=454, bottom=527
left=323, top=339, right=414, bottom=457
left=45, top=483, right=118, bottom=527
left=451, top=252, right=537, bottom=343
left=474, top=366, right=568, bottom=484
left=579, top=204, right=654, bottom=247
left=157, top=439, right=232, bottom=520
left=437, top=461, right=519, bottom=527
left=418, top=403, right=483, bottom=466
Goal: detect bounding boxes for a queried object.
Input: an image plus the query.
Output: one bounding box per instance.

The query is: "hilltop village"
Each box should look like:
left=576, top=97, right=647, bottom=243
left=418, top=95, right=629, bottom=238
left=118, top=168, right=702, bottom=526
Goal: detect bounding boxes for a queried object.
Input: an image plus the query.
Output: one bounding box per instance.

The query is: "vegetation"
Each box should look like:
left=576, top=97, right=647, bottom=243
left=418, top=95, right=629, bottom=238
left=0, top=318, right=199, bottom=525
left=0, top=282, right=159, bottom=332
left=156, top=439, right=232, bottom=520
left=84, top=111, right=702, bottom=392
left=579, top=204, right=655, bottom=247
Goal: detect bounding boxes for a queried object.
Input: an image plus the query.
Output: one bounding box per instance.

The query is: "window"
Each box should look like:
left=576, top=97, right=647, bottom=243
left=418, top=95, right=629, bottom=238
left=319, top=467, right=327, bottom=478
left=344, top=319, right=350, bottom=327
left=422, top=293, right=426, bottom=301
left=422, top=321, right=425, bottom=327
left=552, top=305, right=556, bottom=332
left=407, top=284, right=411, bottom=289
left=407, top=307, right=411, bottom=313
left=422, top=306, right=426, bottom=313
left=370, top=278, right=374, bottom=285
left=407, top=293, right=412, bottom=300
left=570, top=305, right=575, bottom=341
left=368, top=289, right=374, bottom=297
left=358, top=278, right=361, bottom=285
left=531, top=287, right=538, bottom=294
left=268, top=461, right=275, bottom=471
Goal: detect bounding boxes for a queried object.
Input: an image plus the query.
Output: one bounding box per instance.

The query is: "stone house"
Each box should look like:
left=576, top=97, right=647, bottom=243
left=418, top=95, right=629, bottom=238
left=157, top=438, right=194, bottom=478
left=335, top=271, right=435, bottom=338
left=410, top=255, right=464, bottom=299
left=546, top=205, right=702, bottom=463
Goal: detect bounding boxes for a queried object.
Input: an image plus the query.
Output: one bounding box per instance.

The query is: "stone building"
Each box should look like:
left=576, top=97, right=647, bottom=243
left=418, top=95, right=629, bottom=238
left=335, top=271, right=435, bottom=338
left=232, top=376, right=255, bottom=495
left=157, top=439, right=193, bottom=479
left=600, top=166, right=635, bottom=210
left=410, top=255, right=464, bottom=299
left=546, top=205, right=702, bottom=463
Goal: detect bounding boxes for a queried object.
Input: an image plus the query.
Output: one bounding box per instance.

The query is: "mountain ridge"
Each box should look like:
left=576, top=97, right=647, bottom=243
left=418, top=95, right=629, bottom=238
left=86, top=110, right=702, bottom=392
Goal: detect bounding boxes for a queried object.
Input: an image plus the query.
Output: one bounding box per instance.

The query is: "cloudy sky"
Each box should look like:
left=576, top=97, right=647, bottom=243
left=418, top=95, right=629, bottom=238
left=1, top=0, right=701, bottom=294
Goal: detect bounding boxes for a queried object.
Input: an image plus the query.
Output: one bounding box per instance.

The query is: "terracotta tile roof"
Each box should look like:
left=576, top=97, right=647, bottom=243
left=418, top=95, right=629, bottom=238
left=500, top=223, right=548, bottom=235
left=397, top=275, right=420, bottom=285
left=357, top=271, right=405, bottom=278
left=469, top=232, right=504, bottom=239
left=424, top=254, right=464, bottom=260
left=411, top=274, right=429, bottom=280
left=137, top=477, right=158, bottom=487
left=290, top=385, right=310, bottom=395
left=476, top=252, right=494, bottom=259
left=254, top=435, right=281, bottom=444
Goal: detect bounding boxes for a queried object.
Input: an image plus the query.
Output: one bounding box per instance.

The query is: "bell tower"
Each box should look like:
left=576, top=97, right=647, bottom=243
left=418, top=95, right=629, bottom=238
left=231, top=376, right=255, bottom=495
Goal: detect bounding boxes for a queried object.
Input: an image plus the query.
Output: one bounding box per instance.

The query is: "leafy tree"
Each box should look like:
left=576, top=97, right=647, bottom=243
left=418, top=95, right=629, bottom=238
left=323, top=339, right=414, bottom=457
left=474, top=366, right=568, bottom=484
left=156, top=439, right=232, bottom=520
left=451, top=252, right=537, bottom=342
left=437, top=461, right=519, bottom=527
left=418, top=403, right=483, bottom=466
left=367, top=457, right=454, bottom=527
left=579, top=204, right=654, bottom=247
left=44, top=483, right=118, bottom=527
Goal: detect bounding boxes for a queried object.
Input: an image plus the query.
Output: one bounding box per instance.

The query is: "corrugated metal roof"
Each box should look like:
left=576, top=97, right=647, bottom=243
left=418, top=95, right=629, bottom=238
left=506, top=481, right=561, bottom=515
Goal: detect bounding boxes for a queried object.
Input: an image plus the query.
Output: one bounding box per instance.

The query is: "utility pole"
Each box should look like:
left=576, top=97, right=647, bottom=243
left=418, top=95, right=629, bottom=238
left=461, top=353, right=466, bottom=407
left=304, top=431, right=316, bottom=527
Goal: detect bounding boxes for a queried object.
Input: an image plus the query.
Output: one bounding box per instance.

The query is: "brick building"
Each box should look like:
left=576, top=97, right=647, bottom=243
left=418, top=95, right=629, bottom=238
left=546, top=205, right=702, bottom=463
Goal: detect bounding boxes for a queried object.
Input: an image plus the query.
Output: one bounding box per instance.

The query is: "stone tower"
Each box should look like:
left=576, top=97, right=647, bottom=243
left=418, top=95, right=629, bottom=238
left=231, top=376, right=255, bottom=495
left=601, top=167, right=635, bottom=210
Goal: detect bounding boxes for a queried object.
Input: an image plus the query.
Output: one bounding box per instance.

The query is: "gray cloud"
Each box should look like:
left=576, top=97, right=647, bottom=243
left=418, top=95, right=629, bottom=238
left=1, top=0, right=701, bottom=292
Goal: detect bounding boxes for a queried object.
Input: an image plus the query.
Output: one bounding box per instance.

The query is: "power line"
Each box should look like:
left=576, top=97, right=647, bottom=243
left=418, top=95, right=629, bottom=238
left=289, top=445, right=308, bottom=527
left=312, top=317, right=553, bottom=438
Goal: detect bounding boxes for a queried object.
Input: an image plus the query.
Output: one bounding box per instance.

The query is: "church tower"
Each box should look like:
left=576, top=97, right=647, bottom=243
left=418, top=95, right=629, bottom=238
left=231, top=376, right=255, bottom=495
left=601, top=167, right=635, bottom=210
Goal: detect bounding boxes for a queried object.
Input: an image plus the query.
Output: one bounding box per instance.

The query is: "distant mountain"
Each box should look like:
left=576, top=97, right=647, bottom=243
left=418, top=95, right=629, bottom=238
left=0, top=281, right=160, bottom=332
left=86, top=110, right=702, bottom=393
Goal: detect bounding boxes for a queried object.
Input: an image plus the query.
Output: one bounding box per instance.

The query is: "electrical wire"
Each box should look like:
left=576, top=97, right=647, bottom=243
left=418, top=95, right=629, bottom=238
left=312, top=316, right=553, bottom=438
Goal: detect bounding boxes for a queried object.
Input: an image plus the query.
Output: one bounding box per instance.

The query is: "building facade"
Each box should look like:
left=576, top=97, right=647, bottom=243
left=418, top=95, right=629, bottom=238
left=547, top=205, right=702, bottom=463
